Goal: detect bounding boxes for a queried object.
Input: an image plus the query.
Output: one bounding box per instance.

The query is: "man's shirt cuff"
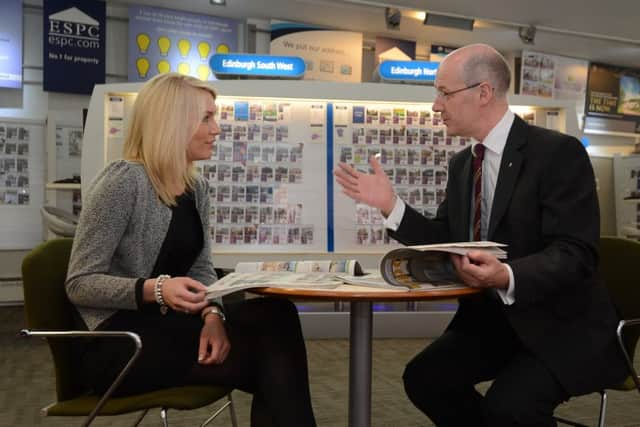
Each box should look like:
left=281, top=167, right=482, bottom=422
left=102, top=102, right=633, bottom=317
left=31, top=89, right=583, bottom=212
left=383, top=197, right=405, bottom=231
left=496, top=263, right=516, bottom=305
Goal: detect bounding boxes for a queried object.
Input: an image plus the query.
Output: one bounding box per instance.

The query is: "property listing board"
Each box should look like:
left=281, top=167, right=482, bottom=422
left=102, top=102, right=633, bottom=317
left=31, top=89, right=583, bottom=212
left=197, top=96, right=471, bottom=253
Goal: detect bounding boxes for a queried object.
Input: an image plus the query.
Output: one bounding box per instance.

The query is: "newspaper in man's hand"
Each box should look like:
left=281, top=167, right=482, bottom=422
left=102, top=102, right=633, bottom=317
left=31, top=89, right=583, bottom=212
left=379, top=241, right=508, bottom=289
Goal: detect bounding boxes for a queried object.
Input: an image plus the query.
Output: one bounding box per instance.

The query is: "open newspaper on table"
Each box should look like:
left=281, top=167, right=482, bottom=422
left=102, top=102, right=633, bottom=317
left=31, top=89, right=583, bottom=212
left=206, top=259, right=363, bottom=300
left=234, top=259, right=363, bottom=275
left=205, top=243, right=507, bottom=299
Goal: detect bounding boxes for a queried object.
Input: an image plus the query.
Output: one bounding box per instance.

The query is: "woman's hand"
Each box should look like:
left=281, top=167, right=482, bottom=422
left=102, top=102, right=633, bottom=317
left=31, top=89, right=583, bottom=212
left=143, top=276, right=209, bottom=314
left=198, top=314, right=230, bottom=365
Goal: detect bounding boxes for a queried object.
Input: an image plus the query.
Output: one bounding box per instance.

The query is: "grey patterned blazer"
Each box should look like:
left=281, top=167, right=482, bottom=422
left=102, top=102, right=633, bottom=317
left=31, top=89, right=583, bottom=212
left=65, top=160, right=217, bottom=330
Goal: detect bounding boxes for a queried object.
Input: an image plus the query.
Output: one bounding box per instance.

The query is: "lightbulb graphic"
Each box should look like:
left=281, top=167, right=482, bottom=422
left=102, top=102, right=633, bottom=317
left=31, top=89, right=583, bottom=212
left=136, top=33, right=150, bottom=54
left=136, top=58, right=150, bottom=78
left=157, top=36, right=171, bottom=56
left=216, top=43, right=230, bottom=54
left=178, top=39, right=191, bottom=58
left=197, top=64, right=211, bottom=81
left=197, top=41, right=211, bottom=61
left=177, top=62, right=190, bottom=75
left=157, top=60, right=171, bottom=74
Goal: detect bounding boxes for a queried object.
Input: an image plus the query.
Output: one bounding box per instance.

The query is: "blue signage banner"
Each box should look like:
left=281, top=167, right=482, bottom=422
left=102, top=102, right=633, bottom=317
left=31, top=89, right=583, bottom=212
left=0, top=0, right=23, bottom=89
left=128, top=6, right=239, bottom=82
left=43, top=0, right=106, bottom=94
left=378, top=61, right=439, bottom=83
left=210, top=54, right=305, bottom=78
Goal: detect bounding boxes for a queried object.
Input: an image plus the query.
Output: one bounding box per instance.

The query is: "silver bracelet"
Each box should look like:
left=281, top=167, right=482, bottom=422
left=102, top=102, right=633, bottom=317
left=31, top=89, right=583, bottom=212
left=154, top=274, right=171, bottom=315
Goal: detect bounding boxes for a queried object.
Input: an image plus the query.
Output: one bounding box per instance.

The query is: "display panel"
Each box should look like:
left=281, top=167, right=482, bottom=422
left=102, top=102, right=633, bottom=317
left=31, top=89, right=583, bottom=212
left=332, top=102, right=471, bottom=252
left=128, top=5, right=239, bottom=82
left=0, top=119, right=45, bottom=249
left=0, top=0, right=22, bottom=89
left=585, top=63, right=640, bottom=134
left=84, top=81, right=576, bottom=258
left=202, top=97, right=328, bottom=252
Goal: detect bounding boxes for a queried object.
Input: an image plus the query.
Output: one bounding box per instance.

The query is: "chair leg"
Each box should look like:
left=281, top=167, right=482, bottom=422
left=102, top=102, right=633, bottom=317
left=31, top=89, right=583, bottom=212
left=200, top=392, right=239, bottom=427
left=554, top=389, right=607, bottom=427
left=598, top=391, right=607, bottom=427
left=131, top=408, right=149, bottom=427
left=160, top=407, right=169, bottom=427
left=199, top=393, right=238, bottom=427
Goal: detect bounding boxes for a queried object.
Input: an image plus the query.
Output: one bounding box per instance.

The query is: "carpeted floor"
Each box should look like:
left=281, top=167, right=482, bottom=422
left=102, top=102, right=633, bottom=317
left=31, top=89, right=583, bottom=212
left=2, top=305, right=639, bottom=426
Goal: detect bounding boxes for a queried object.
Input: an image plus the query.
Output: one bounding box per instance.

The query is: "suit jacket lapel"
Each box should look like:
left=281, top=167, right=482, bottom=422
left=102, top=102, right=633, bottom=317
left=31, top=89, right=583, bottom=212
left=488, top=116, right=527, bottom=239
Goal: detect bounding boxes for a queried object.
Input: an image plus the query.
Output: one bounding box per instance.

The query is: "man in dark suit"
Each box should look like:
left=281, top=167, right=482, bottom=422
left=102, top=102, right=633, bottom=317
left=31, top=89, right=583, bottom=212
left=334, top=44, right=627, bottom=426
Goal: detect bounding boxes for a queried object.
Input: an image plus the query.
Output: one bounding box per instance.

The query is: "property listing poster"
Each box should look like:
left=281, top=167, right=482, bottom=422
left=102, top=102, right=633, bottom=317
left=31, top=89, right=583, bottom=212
left=520, top=50, right=588, bottom=102
left=585, top=63, right=640, bottom=134
left=270, top=21, right=362, bottom=83
left=128, top=6, right=239, bottom=82
left=52, top=125, right=83, bottom=215
left=56, top=125, right=83, bottom=161
left=0, top=124, right=31, bottom=206
left=332, top=102, right=472, bottom=252
left=0, top=120, right=45, bottom=249
left=43, top=0, right=106, bottom=94
left=0, top=0, right=22, bottom=89
left=198, top=97, right=328, bottom=252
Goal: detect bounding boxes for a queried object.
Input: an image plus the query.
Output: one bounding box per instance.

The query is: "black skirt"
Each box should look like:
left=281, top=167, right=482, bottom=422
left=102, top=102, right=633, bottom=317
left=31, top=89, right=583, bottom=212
left=79, top=305, right=203, bottom=396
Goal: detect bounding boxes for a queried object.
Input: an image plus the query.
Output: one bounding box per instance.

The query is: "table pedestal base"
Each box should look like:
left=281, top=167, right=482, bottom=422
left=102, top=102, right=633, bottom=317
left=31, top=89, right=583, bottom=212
left=349, top=301, right=372, bottom=427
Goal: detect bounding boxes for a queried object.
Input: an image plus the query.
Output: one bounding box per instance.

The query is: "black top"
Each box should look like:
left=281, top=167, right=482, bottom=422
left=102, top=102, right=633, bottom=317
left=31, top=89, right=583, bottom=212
left=134, top=191, right=203, bottom=308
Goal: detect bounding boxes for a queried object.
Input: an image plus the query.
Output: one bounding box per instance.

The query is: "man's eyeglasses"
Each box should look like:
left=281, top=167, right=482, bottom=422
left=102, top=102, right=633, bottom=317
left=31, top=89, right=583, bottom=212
left=435, top=82, right=482, bottom=100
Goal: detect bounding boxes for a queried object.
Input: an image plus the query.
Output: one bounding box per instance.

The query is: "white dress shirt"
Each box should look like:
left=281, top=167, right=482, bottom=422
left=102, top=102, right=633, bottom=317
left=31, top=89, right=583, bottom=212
left=384, top=109, right=516, bottom=305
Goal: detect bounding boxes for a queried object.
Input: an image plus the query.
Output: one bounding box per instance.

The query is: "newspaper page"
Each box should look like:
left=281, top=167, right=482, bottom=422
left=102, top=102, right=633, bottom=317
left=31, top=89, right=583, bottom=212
left=235, top=259, right=363, bottom=275
left=406, top=241, right=507, bottom=258
left=206, top=271, right=343, bottom=300
left=336, top=272, right=467, bottom=291
left=380, top=241, right=508, bottom=289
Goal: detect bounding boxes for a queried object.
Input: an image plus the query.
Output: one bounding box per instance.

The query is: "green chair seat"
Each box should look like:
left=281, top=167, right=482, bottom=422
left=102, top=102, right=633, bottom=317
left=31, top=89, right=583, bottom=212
left=45, top=385, right=231, bottom=416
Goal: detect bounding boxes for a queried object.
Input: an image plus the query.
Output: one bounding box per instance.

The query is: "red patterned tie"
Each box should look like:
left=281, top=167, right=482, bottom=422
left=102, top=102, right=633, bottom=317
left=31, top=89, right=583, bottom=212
left=472, top=143, right=485, bottom=241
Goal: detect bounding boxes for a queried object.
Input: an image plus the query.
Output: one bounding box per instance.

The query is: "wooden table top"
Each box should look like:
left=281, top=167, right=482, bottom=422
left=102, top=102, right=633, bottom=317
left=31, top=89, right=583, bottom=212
left=250, top=284, right=481, bottom=302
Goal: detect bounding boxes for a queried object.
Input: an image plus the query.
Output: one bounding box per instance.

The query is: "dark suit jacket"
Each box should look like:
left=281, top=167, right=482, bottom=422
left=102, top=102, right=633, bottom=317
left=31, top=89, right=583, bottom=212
left=389, top=115, right=626, bottom=395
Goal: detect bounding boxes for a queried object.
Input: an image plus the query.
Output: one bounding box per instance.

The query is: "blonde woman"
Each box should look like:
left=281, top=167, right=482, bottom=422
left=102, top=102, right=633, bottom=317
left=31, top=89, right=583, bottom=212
left=66, top=73, right=316, bottom=426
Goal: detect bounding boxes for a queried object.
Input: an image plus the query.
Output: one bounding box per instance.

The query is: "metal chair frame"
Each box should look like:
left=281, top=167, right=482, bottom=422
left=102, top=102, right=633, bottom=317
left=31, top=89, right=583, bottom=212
left=555, top=319, right=640, bottom=427
left=21, top=329, right=238, bottom=427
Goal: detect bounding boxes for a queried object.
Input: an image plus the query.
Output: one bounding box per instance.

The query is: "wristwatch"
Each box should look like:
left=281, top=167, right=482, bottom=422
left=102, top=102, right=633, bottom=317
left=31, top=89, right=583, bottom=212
left=201, top=305, right=226, bottom=322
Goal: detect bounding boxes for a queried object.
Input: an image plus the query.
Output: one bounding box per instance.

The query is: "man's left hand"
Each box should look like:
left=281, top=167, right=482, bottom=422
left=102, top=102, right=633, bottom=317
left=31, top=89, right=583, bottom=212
left=451, top=251, right=509, bottom=289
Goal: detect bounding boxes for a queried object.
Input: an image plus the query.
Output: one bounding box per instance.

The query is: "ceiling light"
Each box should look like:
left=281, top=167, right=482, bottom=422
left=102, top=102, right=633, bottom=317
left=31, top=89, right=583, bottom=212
left=210, top=0, right=226, bottom=5
left=423, top=13, right=474, bottom=31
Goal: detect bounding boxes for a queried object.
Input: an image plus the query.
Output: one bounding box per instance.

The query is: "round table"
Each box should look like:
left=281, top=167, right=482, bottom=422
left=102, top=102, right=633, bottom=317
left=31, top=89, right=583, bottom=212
left=251, top=285, right=481, bottom=427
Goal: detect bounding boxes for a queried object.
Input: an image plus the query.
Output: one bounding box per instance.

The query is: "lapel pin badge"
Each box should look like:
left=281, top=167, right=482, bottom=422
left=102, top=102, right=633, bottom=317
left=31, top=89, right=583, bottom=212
left=508, top=162, right=513, bottom=167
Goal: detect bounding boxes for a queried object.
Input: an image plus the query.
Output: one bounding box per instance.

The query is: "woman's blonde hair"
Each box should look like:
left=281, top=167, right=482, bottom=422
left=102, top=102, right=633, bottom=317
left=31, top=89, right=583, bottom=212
left=123, top=72, right=216, bottom=206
